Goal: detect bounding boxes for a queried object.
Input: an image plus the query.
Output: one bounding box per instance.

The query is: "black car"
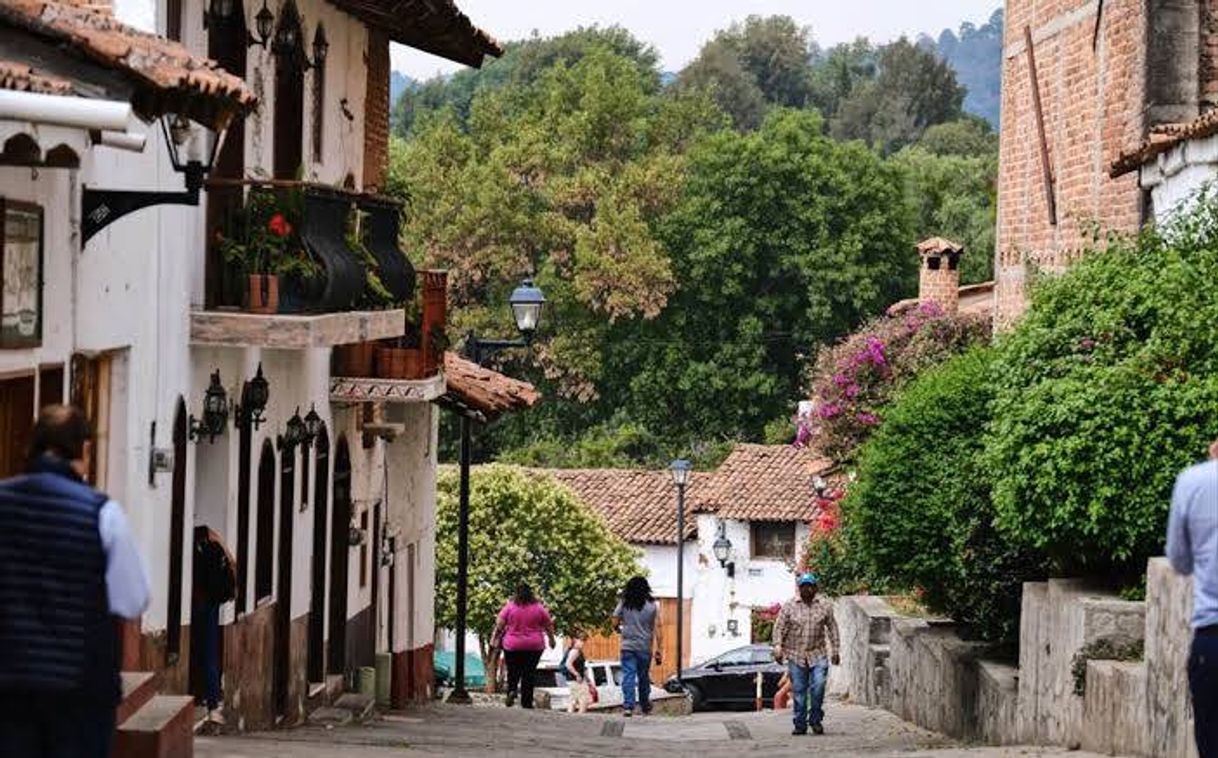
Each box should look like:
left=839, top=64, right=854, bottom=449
left=664, top=644, right=785, bottom=710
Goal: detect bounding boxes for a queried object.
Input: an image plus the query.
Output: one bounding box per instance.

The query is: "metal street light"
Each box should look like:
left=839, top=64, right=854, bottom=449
left=449, top=278, right=546, bottom=705
left=670, top=459, right=692, bottom=685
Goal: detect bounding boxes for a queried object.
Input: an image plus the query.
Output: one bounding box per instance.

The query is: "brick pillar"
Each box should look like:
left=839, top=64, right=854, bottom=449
left=421, top=271, right=447, bottom=376
left=917, top=237, right=962, bottom=315
left=363, top=28, right=390, bottom=192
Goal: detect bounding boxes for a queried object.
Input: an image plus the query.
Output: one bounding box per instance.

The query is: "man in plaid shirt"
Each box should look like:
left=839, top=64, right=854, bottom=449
left=772, top=572, right=840, bottom=735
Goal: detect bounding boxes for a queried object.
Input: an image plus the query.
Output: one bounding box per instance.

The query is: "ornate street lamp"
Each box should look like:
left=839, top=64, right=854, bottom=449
left=189, top=371, right=230, bottom=443
left=670, top=459, right=692, bottom=683
left=450, top=278, right=547, bottom=705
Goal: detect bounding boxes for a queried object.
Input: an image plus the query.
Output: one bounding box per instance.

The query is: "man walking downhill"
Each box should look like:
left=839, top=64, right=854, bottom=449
left=1166, top=438, right=1218, bottom=758
left=772, top=572, right=839, bottom=736
left=0, top=405, right=151, bottom=758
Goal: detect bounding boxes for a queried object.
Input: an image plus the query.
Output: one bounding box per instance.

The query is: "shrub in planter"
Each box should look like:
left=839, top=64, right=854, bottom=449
left=843, top=348, right=1046, bottom=642
left=986, top=190, right=1218, bottom=576
left=219, top=188, right=321, bottom=313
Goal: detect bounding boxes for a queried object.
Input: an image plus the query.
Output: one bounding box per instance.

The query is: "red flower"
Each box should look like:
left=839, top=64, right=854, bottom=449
left=268, top=213, right=292, bottom=238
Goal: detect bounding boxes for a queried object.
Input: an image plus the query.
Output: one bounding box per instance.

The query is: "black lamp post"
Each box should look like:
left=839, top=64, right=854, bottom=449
left=189, top=371, right=230, bottom=443
left=670, top=458, right=692, bottom=684
left=449, top=278, right=546, bottom=705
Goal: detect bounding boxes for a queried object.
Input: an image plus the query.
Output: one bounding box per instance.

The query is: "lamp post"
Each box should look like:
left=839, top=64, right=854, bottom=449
left=448, top=279, right=546, bottom=705
left=670, top=459, right=692, bottom=684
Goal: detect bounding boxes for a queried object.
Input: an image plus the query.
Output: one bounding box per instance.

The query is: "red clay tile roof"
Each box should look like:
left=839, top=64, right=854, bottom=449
left=0, top=60, right=73, bottom=95
left=693, top=444, right=833, bottom=522
left=0, top=0, right=255, bottom=129
left=326, top=0, right=501, bottom=68
left=541, top=468, right=708, bottom=545
left=1110, top=111, right=1218, bottom=178
left=441, top=351, right=538, bottom=420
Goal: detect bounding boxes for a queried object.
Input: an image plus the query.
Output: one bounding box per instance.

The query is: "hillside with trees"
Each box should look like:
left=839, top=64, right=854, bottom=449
left=389, top=18, right=1000, bottom=468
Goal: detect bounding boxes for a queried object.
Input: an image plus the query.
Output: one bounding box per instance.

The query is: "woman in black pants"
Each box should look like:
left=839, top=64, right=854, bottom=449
left=491, top=583, right=556, bottom=708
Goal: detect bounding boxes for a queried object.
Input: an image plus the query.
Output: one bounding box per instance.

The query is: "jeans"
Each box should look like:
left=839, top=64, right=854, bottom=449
left=0, top=696, right=115, bottom=758
left=503, top=649, right=543, bottom=708
left=194, top=601, right=222, bottom=710
left=788, top=656, right=829, bottom=731
left=1190, top=633, right=1218, bottom=758
left=620, top=649, right=652, bottom=712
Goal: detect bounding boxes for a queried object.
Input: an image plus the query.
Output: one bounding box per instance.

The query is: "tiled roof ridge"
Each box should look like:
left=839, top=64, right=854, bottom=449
left=1111, top=107, right=1218, bottom=178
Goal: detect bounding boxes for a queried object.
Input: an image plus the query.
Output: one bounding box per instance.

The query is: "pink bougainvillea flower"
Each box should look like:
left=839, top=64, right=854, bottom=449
left=818, top=403, right=841, bottom=419
left=857, top=412, right=880, bottom=426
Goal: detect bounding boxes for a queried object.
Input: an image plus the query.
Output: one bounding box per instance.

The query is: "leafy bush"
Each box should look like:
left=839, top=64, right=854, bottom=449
left=842, top=348, right=1046, bottom=641
left=801, top=488, right=885, bottom=597
left=986, top=190, right=1218, bottom=575
left=805, top=302, right=991, bottom=459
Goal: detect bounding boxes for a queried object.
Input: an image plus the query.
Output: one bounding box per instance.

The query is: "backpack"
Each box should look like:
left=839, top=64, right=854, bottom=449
left=196, top=539, right=236, bottom=604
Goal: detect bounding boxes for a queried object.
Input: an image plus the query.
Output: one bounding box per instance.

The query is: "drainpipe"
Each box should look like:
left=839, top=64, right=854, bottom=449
left=0, top=90, right=131, bottom=131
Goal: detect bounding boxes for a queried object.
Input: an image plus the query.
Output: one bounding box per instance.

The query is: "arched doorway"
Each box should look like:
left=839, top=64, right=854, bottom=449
left=274, top=440, right=297, bottom=718
left=254, top=441, right=276, bottom=603
left=166, top=399, right=188, bottom=664
left=327, top=436, right=351, bottom=676
left=272, top=0, right=306, bottom=180
left=307, top=426, right=330, bottom=683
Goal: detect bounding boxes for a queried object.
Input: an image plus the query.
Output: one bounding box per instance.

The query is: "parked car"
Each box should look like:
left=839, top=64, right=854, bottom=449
left=533, top=659, right=665, bottom=711
left=663, top=644, right=785, bottom=711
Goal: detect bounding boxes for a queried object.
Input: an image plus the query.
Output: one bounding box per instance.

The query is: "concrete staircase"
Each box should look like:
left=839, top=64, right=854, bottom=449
left=112, top=671, right=195, bottom=758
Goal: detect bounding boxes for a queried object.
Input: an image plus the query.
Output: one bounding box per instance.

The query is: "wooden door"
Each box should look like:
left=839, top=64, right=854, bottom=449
left=327, top=437, right=351, bottom=676
left=273, top=1, right=305, bottom=180
left=274, top=442, right=296, bottom=717
left=0, top=374, right=35, bottom=478
left=307, top=426, right=329, bottom=683
left=166, top=400, right=188, bottom=664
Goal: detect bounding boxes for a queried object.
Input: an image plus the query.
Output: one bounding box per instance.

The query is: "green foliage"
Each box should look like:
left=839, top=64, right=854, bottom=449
left=218, top=187, right=321, bottom=280
left=831, top=38, right=965, bottom=154
left=434, top=465, right=639, bottom=661
left=916, top=116, right=999, bottom=158
left=345, top=207, right=395, bottom=307
left=986, top=190, right=1218, bottom=575
left=675, top=15, right=818, bottom=130
left=891, top=138, right=997, bottom=284
left=843, top=348, right=1046, bottom=641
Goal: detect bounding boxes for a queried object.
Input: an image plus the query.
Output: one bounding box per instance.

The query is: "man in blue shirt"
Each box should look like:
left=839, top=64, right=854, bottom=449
left=1166, top=440, right=1218, bottom=758
left=0, top=405, right=150, bottom=758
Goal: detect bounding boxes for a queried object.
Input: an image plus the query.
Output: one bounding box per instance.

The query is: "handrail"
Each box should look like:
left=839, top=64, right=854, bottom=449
left=204, top=177, right=404, bottom=207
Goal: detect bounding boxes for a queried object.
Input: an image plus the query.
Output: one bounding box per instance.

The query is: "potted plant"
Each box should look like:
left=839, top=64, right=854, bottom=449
left=219, top=189, right=320, bottom=314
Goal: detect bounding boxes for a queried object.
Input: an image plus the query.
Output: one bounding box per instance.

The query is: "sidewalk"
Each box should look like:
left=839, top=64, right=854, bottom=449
left=196, top=699, right=1108, bottom=758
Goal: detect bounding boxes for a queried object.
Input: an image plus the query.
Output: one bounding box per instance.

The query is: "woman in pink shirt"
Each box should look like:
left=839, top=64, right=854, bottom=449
left=491, top=582, right=556, bottom=708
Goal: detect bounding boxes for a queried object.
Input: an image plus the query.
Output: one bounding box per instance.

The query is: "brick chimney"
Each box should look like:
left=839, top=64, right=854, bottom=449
left=420, top=271, right=447, bottom=376
left=917, top=237, right=963, bottom=315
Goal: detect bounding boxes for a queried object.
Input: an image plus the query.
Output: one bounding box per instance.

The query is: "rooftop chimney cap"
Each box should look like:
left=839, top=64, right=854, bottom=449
left=917, top=237, right=964, bottom=256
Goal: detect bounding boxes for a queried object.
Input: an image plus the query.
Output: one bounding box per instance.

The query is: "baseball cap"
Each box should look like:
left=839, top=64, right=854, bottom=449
left=797, top=572, right=819, bottom=586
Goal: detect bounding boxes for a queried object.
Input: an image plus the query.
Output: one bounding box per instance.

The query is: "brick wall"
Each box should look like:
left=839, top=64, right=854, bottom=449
left=995, top=0, right=1149, bottom=328
left=363, top=28, right=390, bottom=192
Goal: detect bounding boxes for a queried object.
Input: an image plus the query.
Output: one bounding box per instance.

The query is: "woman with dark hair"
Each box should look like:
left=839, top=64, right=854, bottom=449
left=612, top=576, right=663, bottom=716
left=490, top=582, right=556, bottom=708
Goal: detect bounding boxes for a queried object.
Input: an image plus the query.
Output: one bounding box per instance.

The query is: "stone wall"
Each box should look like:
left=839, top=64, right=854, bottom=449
left=834, top=557, right=1195, bottom=755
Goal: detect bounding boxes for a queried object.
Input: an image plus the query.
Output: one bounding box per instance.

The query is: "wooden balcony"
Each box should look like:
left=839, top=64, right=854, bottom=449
left=190, top=307, right=406, bottom=349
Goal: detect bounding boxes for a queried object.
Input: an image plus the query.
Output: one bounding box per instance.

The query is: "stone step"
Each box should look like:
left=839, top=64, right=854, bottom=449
left=116, top=671, right=159, bottom=727
left=114, top=694, right=195, bottom=758
left=333, top=692, right=376, bottom=722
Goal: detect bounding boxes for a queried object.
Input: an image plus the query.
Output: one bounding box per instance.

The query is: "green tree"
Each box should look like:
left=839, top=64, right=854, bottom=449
left=986, top=190, right=1218, bottom=577
left=612, top=109, right=916, bottom=443
left=435, top=465, right=639, bottom=676
left=831, top=38, right=965, bottom=153
left=916, top=116, right=999, bottom=158
left=843, top=348, right=1046, bottom=642
left=807, top=38, right=877, bottom=119
left=676, top=15, right=818, bottom=130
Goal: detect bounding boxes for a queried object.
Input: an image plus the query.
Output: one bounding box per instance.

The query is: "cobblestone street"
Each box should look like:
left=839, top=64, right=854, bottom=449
left=196, top=699, right=1105, bottom=758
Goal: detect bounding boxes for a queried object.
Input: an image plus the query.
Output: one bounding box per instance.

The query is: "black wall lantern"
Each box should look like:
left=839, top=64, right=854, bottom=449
left=280, top=407, right=307, bottom=449
left=190, top=371, right=230, bottom=443
left=82, top=114, right=224, bottom=245
left=713, top=521, right=735, bottom=577
left=204, top=0, right=273, bottom=47
left=237, top=363, right=270, bottom=429
left=251, top=0, right=275, bottom=47
left=303, top=404, right=323, bottom=443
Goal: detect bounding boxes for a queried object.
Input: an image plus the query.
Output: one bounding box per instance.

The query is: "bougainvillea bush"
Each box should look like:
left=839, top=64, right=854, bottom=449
left=804, top=302, right=991, bottom=459
left=801, top=486, right=884, bottom=597
left=843, top=348, right=1046, bottom=642
left=986, top=189, right=1218, bottom=576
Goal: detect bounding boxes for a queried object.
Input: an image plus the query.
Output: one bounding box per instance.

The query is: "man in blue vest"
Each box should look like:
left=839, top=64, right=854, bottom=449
left=0, top=404, right=150, bottom=758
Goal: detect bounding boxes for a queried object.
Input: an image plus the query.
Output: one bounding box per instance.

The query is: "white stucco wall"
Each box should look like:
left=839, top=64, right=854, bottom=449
left=1140, top=133, right=1218, bottom=223
left=687, top=514, right=809, bottom=664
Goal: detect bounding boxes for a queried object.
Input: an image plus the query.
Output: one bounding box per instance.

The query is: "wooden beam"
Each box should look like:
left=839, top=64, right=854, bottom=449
left=1025, top=25, right=1057, bottom=226
left=1093, top=0, right=1105, bottom=51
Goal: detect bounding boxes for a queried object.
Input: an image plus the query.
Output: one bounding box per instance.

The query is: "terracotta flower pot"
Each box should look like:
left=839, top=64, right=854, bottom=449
left=375, top=346, right=424, bottom=380
left=334, top=342, right=376, bottom=377
left=247, top=274, right=280, bottom=315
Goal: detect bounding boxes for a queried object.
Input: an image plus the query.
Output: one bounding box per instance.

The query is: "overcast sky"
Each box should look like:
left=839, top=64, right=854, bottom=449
left=392, top=0, right=1001, bottom=80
